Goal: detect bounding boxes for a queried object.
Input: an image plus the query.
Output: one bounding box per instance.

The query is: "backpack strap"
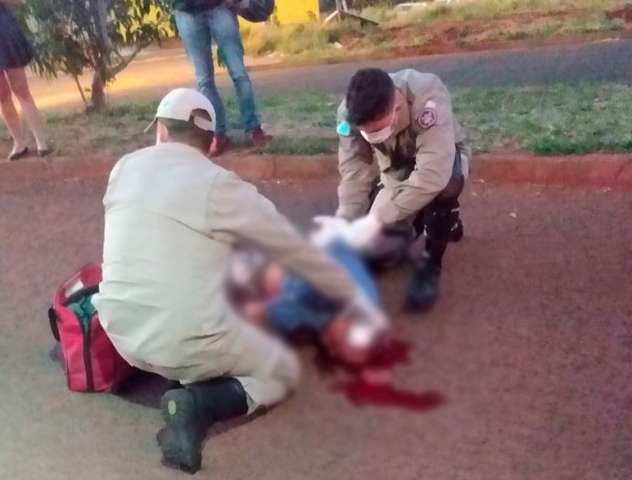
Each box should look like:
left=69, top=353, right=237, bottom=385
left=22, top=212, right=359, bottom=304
left=48, top=284, right=100, bottom=342
left=48, top=307, right=60, bottom=342
left=63, top=284, right=100, bottom=307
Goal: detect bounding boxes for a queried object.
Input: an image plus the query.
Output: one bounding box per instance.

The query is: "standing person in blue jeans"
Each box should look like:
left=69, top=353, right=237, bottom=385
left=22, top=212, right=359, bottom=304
left=173, top=0, right=270, bottom=156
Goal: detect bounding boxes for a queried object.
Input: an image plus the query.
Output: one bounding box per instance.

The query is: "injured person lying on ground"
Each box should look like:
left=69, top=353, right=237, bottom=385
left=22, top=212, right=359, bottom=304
left=226, top=220, right=390, bottom=368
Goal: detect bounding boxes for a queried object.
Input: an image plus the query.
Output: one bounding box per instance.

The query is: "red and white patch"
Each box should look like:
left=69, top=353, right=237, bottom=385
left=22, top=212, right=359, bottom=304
left=417, top=100, right=438, bottom=129
left=417, top=108, right=437, bottom=129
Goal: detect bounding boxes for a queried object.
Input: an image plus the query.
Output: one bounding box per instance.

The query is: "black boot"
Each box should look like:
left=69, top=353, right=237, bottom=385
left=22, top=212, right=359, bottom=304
left=449, top=217, right=464, bottom=243
left=158, top=377, right=249, bottom=474
left=405, top=262, right=442, bottom=312
left=444, top=200, right=464, bottom=243
left=158, top=389, right=203, bottom=474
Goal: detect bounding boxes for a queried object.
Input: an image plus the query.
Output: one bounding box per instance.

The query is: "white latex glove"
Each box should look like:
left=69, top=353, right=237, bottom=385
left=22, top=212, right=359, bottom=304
left=342, top=213, right=383, bottom=251
left=310, top=215, right=350, bottom=247
left=312, top=214, right=383, bottom=251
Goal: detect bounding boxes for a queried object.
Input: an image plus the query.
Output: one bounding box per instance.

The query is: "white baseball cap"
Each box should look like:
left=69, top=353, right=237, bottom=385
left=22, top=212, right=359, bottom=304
left=145, top=88, right=216, bottom=133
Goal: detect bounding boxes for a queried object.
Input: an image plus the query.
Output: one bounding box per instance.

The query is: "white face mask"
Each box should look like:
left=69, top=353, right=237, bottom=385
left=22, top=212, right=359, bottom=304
left=360, top=125, right=394, bottom=144
left=359, top=107, right=398, bottom=144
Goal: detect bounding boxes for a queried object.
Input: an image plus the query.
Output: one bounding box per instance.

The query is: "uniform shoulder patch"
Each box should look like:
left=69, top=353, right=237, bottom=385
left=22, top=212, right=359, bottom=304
left=337, top=121, right=352, bottom=137
left=417, top=100, right=438, bottom=130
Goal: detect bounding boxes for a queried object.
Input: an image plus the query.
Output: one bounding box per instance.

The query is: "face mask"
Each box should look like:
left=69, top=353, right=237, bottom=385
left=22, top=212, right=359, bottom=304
left=360, top=124, right=394, bottom=144
left=359, top=107, right=398, bottom=144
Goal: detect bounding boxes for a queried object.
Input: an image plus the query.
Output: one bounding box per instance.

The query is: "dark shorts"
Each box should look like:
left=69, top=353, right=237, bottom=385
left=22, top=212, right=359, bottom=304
left=0, top=6, right=33, bottom=71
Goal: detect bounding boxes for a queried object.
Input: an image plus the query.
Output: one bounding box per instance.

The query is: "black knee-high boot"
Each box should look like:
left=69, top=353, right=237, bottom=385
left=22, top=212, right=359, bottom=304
left=158, top=377, right=249, bottom=474
left=448, top=200, right=464, bottom=243
left=406, top=147, right=465, bottom=311
left=406, top=199, right=459, bottom=311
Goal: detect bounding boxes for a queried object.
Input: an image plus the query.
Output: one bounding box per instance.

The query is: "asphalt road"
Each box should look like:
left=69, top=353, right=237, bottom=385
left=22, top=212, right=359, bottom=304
left=1, top=178, right=631, bottom=479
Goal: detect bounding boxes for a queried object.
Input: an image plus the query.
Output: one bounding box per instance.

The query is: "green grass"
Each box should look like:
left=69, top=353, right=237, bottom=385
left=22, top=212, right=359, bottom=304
left=487, top=15, right=620, bottom=42
left=260, top=136, right=336, bottom=155
left=384, top=0, right=615, bottom=25
left=239, top=17, right=390, bottom=64
left=0, top=100, right=158, bottom=158
left=453, top=83, right=632, bottom=154
left=258, top=82, right=632, bottom=156
left=2, top=82, right=632, bottom=157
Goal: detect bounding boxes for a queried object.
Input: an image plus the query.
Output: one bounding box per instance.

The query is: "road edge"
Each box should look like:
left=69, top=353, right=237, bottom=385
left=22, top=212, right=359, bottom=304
left=2, top=152, right=631, bottom=191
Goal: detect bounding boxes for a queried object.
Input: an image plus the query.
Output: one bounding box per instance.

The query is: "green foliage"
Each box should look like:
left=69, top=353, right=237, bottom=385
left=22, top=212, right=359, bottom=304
left=19, top=0, right=172, bottom=109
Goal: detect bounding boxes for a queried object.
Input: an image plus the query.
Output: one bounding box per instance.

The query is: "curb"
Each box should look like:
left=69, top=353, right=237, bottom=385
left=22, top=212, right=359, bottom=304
left=219, top=153, right=632, bottom=187
left=2, top=152, right=632, bottom=190
left=0, top=154, right=117, bottom=191
left=467, top=153, right=632, bottom=187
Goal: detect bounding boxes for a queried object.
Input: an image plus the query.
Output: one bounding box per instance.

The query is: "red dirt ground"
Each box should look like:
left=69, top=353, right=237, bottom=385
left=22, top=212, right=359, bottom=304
left=342, top=7, right=632, bottom=61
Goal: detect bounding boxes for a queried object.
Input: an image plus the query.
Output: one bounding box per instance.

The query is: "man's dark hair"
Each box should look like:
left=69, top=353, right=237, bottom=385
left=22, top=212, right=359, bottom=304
left=345, top=68, right=396, bottom=126
left=157, top=109, right=214, bottom=151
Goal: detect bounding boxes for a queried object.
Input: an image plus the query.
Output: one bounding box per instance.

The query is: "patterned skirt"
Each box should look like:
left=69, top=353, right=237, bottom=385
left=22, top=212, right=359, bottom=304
left=0, top=5, right=33, bottom=70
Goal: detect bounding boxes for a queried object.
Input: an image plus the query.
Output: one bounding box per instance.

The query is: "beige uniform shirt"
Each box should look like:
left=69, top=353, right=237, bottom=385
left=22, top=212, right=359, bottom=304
left=93, top=142, right=356, bottom=373
left=336, top=69, right=471, bottom=224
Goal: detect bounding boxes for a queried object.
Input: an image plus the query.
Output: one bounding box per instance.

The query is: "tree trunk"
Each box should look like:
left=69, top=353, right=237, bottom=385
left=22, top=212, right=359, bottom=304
left=87, top=0, right=111, bottom=112
left=90, top=71, right=106, bottom=111
left=73, top=75, right=89, bottom=109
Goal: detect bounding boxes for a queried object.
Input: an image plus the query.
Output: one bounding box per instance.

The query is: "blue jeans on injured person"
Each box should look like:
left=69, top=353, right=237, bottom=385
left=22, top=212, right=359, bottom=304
left=175, top=6, right=260, bottom=134
left=266, top=241, right=381, bottom=336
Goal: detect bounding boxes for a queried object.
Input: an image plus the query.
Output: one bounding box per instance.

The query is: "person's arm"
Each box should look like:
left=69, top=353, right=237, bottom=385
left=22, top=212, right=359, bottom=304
left=207, top=170, right=357, bottom=304
left=335, top=103, right=380, bottom=220
left=371, top=84, right=456, bottom=225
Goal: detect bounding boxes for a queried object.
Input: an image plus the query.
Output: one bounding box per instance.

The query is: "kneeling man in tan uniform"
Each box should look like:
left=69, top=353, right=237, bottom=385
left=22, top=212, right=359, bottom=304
left=93, top=88, right=385, bottom=473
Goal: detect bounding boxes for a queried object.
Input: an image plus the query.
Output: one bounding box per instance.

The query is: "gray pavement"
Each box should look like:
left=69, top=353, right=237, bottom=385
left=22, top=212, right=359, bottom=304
left=1, top=178, right=631, bottom=479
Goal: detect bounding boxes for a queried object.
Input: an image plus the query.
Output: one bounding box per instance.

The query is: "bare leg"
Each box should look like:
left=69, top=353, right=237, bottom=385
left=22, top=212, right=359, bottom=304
left=0, top=71, right=27, bottom=156
left=6, top=68, right=48, bottom=151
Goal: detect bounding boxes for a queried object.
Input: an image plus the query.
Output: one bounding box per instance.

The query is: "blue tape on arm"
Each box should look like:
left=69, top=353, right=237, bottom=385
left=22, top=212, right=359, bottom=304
left=337, top=121, right=351, bottom=137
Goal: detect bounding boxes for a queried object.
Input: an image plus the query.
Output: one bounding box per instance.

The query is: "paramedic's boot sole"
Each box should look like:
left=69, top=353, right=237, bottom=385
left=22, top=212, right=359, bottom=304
left=405, top=264, right=441, bottom=313
left=158, top=389, right=203, bottom=474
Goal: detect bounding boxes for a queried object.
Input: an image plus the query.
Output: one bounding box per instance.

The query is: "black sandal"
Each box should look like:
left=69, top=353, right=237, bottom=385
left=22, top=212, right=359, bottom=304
left=8, top=146, right=29, bottom=161
left=37, top=147, right=52, bottom=158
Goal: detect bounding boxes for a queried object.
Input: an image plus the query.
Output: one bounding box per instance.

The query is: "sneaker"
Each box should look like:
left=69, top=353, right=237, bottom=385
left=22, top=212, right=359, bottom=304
left=250, top=127, right=272, bottom=147
left=209, top=134, right=230, bottom=157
